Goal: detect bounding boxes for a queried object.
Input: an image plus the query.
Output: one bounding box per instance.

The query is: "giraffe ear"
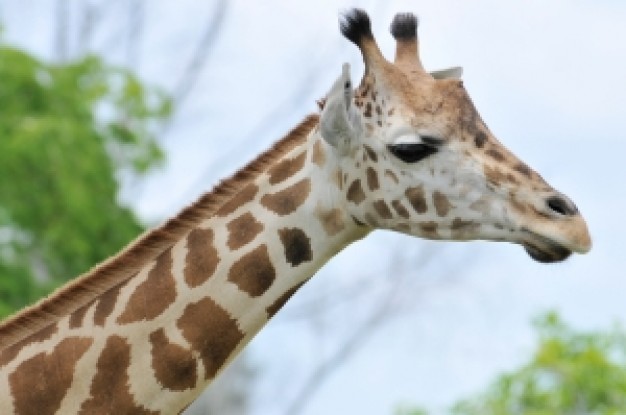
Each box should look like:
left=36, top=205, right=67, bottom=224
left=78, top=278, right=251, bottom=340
left=320, top=63, right=361, bottom=154
left=430, top=66, right=463, bottom=79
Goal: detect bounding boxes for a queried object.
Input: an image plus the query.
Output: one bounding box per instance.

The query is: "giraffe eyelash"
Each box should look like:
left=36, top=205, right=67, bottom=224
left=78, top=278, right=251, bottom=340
left=420, top=135, right=445, bottom=146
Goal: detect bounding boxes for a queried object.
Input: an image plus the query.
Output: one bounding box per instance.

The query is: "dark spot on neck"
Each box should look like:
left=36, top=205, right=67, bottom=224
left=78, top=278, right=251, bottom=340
left=391, top=200, right=410, bottom=219
left=405, top=186, right=428, bottom=214
left=260, top=179, right=311, bottom=216
left=226, top=213, right=264, bottom=250
left=10, top=337, right=93, bottom=415
left=266, top=282, right=305, bottom=318
left=346, top=179, right=366, bottom=205
left=93, top=281, right=126, bottom=327
left=278, top=228, right=313, bottom=267
left=366, top=167, right=379, bottom=191
left=373, top=200, right=393, bottom=219
left=474, top=131, right=488, bottom=148
left=185, top=228, right=221, bottom=288
left=363, top=102, right=372, bottom=118
left=227, top=245, right=276, bottom=297
left=267, top=152, right=307, bottom=185
left=486, top=148, right=505, bottom=162
left=514, top=162, right=533, bottom=178
left=149, top=328, right=197, bottom=391
left=177, top=298, right=244, bottom=380
left=117, top=249, right=177, bottom=324
left=80, top=336, right=155, bottom=414
left=363, top=145, right=378, bottom=162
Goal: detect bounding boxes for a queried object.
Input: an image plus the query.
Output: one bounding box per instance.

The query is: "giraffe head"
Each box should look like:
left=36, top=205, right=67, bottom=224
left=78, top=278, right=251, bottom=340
left=319, top=9, right=591, bottom=262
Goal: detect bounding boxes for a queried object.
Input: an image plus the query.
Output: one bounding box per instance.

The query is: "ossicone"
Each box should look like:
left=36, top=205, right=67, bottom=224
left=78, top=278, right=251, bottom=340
left=339, top=8, right=374, bottom=47
left=339, top=9, right=386, bottom=70
left=390, top=12, right=418, bottom=40
left=389, top=11, right=425, bottom=73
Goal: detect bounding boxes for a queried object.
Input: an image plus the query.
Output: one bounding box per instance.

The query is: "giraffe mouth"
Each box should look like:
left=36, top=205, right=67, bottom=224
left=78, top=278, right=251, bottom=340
left=522, top=233, right=572, bottom=263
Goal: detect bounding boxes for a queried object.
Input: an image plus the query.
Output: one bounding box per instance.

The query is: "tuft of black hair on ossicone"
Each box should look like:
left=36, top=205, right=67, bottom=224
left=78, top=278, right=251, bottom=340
left=390, top=12, right=418, bottom=40
left=339, top=8, right=373, bottom=46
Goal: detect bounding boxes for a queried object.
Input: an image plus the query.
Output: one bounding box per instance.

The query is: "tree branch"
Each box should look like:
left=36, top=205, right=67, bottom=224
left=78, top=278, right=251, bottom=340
left=171, top=0, right=228, bottom=108
left=281, top=243, right=472, bottom=415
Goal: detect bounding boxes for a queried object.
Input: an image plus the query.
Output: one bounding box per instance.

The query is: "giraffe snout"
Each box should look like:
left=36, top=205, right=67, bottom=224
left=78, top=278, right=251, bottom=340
left=520, top=190, right=591, bottom=261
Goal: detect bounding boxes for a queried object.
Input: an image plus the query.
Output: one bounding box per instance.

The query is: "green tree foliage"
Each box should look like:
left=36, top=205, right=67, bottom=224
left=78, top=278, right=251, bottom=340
left=452, top=312, right=626, bottom=415
left=399, top=313, right=626, bottom=415
left=0, top=37, right=171, bottom=317
left=396, top=407, right=429, bottom=415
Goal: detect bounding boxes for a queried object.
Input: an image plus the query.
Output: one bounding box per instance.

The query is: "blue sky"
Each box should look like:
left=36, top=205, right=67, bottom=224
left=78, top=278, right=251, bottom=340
left=2, top=1, right=625, bottom=414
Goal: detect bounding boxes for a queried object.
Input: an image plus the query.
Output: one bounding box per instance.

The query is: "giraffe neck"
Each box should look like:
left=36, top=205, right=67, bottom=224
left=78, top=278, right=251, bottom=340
left=0, top=117, right=368, bottom=414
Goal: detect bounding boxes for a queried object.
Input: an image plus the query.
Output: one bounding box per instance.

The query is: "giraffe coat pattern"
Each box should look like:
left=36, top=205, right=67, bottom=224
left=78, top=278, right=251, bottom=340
left=0, top=9, right=590, bottom=414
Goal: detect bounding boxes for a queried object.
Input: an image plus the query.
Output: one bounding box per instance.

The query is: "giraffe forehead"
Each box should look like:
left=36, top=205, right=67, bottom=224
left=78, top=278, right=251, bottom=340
left=356, top=67, right=479, bottom=141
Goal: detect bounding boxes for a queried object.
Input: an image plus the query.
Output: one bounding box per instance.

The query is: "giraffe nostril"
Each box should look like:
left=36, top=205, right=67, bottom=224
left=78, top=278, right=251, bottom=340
left=546, top=194, right=578, bottom=216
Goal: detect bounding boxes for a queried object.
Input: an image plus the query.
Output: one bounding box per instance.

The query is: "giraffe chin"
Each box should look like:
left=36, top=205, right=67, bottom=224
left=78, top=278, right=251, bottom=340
left=523, top=241, right=572, bottom=263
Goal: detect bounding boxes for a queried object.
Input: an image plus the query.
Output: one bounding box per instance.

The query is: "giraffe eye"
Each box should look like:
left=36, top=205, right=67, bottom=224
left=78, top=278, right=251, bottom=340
left=388, top=143, right=438, bottom=163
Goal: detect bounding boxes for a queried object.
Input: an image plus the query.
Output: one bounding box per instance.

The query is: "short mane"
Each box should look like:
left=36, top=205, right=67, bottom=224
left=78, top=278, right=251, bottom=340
left=0, top=114, right=320, bottom=349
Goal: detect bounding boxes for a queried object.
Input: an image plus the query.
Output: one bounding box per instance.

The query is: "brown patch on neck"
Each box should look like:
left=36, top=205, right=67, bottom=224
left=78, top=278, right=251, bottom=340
left=149, top=328, right=198, bottom=391
left=486, top=148, right=505, bottom=162
left=260, top=179, right=311, bottom=216
left=184, top=228, right=221, bottom=288
left=391, top=200, right=410, bottom=219
left=373, top=200, right=393, bottom=219
left=69, top=303, right=91, bottom=329
left=0, top=114, right=319, bottom=350
left=316, top=207, right=346, bottom=236
left=80, top=336, right=157, bottom=414
left=0, top=323, right=58, bottom=367
left=514, top=162, right=533, bottom=178
left=176, top=297, right=244, bottom=380
left=93, top=280, right=127, bottom=327
left=267, top=151, right=307, bottom=185
left=420, top=221, right=439, bottom=237
left=311, top=140, right=326, bottom=167
left=366, top=167, right=379, bottom=191
left=432, top=191, right=452, bottom=217
left=216, top=183, right=259, bottom=217
left=406, top=186, right=428, bottom=214
left=227, top=245, right=276, bottom=297
left=266, top=282, right=306, bottom=318
left=117, top=248, right=177, bottom=325
left=226, top=212, right=264, bottom=250
left=278, top=228, right=312, bottom=267
left=9, top=336, right=93, bottom=415
left=363, top=145, right=378, bottom=162
left=347, top=179, right=366, bottom=205
left=363, top=102, right=373, bottom=118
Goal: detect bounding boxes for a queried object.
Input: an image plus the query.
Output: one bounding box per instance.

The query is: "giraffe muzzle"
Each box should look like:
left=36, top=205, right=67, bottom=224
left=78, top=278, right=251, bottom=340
left=513, top=190, right=591, bottom=263
left=523, top=236, right=572, bottom=263
left=520, top=199, right=591, bottom=263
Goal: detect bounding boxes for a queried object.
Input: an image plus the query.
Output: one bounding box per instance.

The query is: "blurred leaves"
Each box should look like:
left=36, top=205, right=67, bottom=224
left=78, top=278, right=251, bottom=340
left=401, top=312, right=626, bottom=415
left=0, top=40, right=171, bottom=316
left=395, top=407, right=429, bottom=415
left=452, top=312, right=626, bottom=415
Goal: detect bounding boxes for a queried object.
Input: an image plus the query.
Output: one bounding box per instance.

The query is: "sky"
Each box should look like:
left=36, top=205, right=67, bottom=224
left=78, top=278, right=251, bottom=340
left=1, top=1, right=625, bottom=414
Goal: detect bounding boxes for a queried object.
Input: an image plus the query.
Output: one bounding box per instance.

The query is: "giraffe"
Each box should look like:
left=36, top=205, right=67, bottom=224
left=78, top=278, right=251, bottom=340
left=0, top=9, right=590, bottom=415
